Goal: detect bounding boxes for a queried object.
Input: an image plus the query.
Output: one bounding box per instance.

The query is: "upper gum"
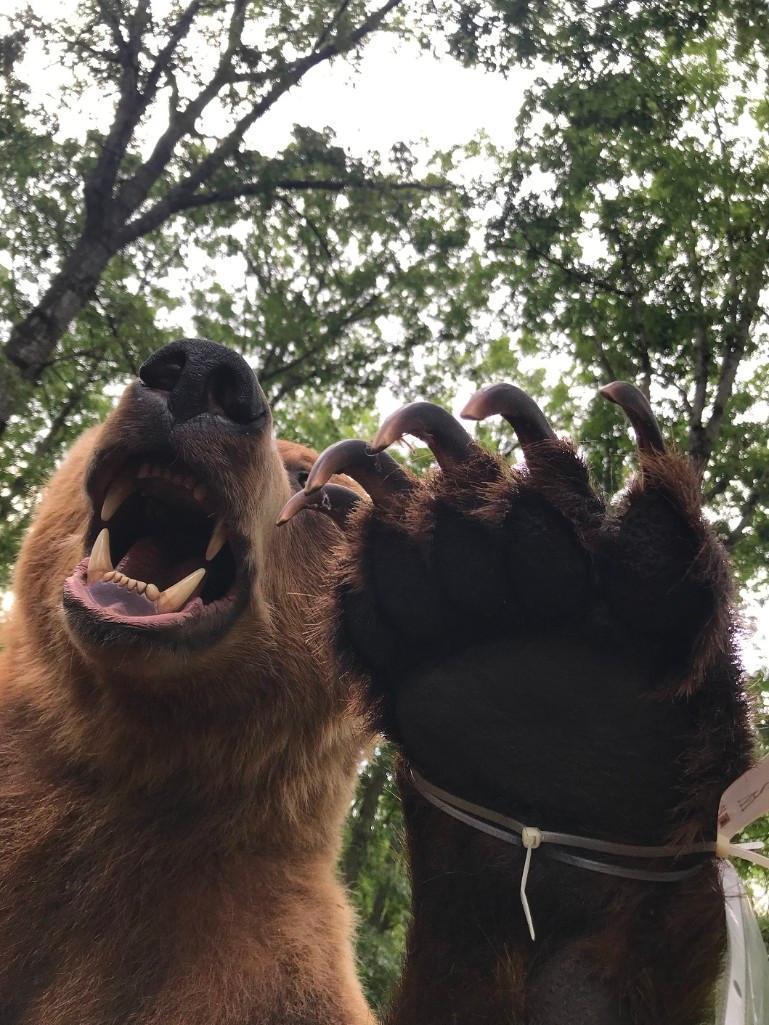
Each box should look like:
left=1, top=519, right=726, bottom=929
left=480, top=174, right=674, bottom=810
left=137, top=465, right=199, bottom=490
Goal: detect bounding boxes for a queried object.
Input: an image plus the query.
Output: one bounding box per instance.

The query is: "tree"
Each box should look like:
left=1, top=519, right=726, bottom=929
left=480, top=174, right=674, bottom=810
left=341, top=747, right=410, bottom=1012
left=483, top=17, right=769, bottom=589
left=0, top=0, right=455, bottom=434
left=0, top=1, right=477, bottom=581
left=3, top=0, right=769, bottom=1007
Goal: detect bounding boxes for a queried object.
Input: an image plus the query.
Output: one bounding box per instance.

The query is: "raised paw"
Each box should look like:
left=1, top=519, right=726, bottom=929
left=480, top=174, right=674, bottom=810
left=280, top=383, right=749, bottom=848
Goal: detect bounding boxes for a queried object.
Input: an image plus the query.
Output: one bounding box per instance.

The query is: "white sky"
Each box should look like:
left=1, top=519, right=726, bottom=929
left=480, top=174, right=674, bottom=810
left=256, top=36, right=528, bottom=155
left=2, top=3, right=767, bottom=674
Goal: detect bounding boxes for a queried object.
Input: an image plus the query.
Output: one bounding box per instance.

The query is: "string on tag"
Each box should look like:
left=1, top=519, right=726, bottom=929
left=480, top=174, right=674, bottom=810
left=520, top=826, right=542, bottom=941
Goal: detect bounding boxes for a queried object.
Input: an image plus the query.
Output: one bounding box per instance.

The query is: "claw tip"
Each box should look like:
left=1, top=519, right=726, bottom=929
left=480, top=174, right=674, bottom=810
left=459, top=394, right=485, bottom=422
left=368, top=430, right=397, bottom=453
left=598, top=382, right=623, bottom=404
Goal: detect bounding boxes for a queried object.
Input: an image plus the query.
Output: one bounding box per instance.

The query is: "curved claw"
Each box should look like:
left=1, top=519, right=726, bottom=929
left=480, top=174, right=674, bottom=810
left=277, top=483, right=363, bottom=528
left=599, top=381, right=666, bottom=454
left=304, top=439, right=412, bottom=505
left=461, top=383, right=557, bottom=452
left=370, top=401, right=474, bottom=470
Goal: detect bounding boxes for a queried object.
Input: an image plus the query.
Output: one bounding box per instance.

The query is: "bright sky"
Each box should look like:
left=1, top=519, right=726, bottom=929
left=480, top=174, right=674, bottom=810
left=2, top=2, right=767, bottom=674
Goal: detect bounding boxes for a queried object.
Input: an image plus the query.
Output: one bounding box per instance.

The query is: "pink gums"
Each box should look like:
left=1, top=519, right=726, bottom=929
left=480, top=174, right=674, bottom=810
left=64, top=557, right=209, bottom=629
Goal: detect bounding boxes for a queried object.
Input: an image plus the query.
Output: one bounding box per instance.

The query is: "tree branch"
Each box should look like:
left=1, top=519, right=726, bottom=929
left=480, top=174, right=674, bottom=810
left=313, top=0, right=353, bottom=53
left=128, top=175, right=447, bottom=229
left=0, top=360, right=102, bottom=523
left=82, top=1, right=153, bottom=227
left=699, top=266, right=765, bottom=467
left=261, top=291, right=383, bottom=386
left=494, top=232, right=634, bottom=299
left=0, top=0, right=405, bottom=432
left=604, top=222, right=654, bottom=394
left=115, top=0, right=247, bottom=216
left=142, top=0, right=205, bottom=103
left=121, top=0, right=405, bottom=241
left=724, top=469, right=769, bottom=550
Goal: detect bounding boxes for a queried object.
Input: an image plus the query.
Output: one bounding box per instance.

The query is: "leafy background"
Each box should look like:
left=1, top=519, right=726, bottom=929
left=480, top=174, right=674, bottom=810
left=1, top=0, right=768, bottom=1013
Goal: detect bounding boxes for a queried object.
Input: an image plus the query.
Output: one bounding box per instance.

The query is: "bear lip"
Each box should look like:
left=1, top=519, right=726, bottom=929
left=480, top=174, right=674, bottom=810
left=63, top=556, right=249, bottom=651
left=63, top=449, right=252, bottom=649
left=65, top=558, right=216, bottom=629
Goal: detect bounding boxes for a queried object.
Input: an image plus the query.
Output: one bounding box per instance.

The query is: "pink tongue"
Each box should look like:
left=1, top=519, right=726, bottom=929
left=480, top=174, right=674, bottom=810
left=88, top=580, right=157, bottom=617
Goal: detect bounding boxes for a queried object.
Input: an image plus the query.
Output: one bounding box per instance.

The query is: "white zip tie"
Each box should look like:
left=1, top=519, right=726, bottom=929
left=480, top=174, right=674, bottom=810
left=716, top=836, right=769, bottom=870
left=520, top=826, right=542, bottom=941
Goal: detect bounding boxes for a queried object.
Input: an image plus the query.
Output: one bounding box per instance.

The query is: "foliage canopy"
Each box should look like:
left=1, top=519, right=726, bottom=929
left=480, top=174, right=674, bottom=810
left=1, top=0, right=769, bottom=1012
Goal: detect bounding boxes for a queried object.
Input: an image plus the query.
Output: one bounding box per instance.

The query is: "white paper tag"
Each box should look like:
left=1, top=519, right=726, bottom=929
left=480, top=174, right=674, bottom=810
left=712, top=759, right=769, bottom=1024
left=719, top=754, right=769, bottom=840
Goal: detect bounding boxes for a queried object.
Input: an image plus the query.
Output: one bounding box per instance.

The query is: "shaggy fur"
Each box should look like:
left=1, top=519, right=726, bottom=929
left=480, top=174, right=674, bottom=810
left=0, top=375, right=374, bottom=1024
left=0, top=347, right=755, bottom=1025
left=330, top=427, right=754, bottom=1025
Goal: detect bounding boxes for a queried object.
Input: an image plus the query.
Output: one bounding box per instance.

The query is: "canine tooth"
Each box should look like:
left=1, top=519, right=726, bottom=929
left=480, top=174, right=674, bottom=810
left=205, top=519, right=228, bottom=561
left=146, top=583, right=160, bottom=601
left=87, top=529, right=113, bottom=583
left=101, top=478, right=134, bottom=521
left=156, top=568, right=206, bottom=614
left=193, top=483, right=207, bottom=502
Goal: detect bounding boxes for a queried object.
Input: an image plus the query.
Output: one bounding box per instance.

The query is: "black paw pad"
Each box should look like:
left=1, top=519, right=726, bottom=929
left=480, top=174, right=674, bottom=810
left=432, top=502, right=510, bottom=623
left=605, top=491, right=715, bottom=641
left=503, top=492, right=592, bottom=621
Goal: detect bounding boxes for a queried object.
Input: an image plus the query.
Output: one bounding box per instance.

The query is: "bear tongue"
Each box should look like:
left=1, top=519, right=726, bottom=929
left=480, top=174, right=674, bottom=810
left=87, top=580, right=158, bottom=617
left=116, top=536, right=168, bottom=587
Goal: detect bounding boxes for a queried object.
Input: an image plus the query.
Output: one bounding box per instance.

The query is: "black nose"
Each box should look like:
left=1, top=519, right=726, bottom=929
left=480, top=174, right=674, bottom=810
left=139, top=339, right=267, bottom=429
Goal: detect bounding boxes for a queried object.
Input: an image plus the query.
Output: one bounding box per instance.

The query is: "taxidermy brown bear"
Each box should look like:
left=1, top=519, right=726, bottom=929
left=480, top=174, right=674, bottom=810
left=0, top=339, right=372, bottom=1025
left=0, top=337, right=754, bottom=1025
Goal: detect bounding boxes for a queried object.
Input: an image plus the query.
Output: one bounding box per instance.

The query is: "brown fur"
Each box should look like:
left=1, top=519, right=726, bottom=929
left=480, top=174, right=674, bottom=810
left=0, top=388, right=375, bottom=1024
left=327, top=430, right=754, bottom=1025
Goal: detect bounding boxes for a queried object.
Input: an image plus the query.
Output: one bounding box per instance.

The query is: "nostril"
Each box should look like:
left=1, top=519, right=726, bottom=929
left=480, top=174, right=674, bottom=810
left=139, top=338, right=267, bottom=430
left=140, top=352, right=186, bottom=392
left=207, top=365, right=261, bottom=424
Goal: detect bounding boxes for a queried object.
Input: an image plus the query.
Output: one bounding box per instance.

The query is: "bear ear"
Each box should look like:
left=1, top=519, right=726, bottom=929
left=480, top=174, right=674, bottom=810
left=276, top=439, right=318, bottom=477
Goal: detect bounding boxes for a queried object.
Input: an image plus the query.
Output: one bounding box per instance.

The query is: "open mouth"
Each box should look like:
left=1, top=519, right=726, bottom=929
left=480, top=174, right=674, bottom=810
left=64, top=456, right=248, bottom=646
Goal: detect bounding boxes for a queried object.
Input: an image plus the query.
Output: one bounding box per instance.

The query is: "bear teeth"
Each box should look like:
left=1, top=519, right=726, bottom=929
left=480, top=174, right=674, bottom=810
left=86, top=528, right=113, bottom=583
left=156, top=568, right=206, bottom=613
left=101, top=477, right=134, bottom=521
left=101, top=464, right=208, bottom=523
left=86, top=530, right=206, bottom=612
left=205, top=518, right=228, bottom=561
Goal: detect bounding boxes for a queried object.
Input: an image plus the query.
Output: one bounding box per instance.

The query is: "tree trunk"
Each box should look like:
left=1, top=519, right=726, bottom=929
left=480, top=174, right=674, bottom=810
left=341, top=752, right=391, bottom=891
left=1, top=235, right=116, bottom=432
